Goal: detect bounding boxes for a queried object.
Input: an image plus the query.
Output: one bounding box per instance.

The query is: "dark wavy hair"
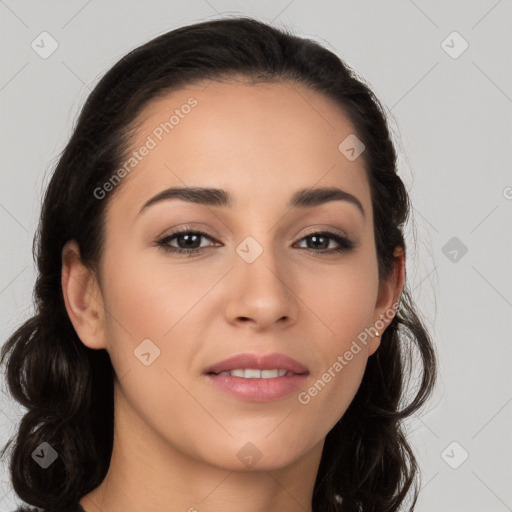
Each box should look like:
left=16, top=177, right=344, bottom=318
left=1, top=16, right=437, bottom=512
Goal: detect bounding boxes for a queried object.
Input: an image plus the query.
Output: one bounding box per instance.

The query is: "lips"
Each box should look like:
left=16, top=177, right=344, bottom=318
left=204, top=352, right=309, bottom=376
left=203, top=352, right=309, bottom=402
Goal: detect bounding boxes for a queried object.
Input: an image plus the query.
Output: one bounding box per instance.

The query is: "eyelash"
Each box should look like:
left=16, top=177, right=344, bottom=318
left=156, top=228, right=356, bottom=257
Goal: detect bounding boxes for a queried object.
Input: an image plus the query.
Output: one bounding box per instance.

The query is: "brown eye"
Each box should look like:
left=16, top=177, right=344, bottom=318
left=157, top=229, right=218, bottom=256
left=295, top=231, right=356, bottom=254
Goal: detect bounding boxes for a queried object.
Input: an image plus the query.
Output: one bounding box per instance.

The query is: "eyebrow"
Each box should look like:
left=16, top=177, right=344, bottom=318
left=138, top=186, right=365, bottom=217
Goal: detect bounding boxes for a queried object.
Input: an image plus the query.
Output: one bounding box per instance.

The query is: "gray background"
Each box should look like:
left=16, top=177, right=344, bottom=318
left=1, top=1, right=511, bottom=511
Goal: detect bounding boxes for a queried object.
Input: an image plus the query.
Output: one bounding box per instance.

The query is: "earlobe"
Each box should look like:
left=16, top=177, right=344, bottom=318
left=61, top=240, right=107, bottom=349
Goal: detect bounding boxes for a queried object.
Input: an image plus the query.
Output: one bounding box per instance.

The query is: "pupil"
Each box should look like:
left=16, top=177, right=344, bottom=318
left=309, top=235, right=328, bottom=249
left=181, top=234, right=199, bottom=249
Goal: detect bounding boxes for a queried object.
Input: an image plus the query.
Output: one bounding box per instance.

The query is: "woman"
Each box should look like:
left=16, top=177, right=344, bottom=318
left=1, top=16, right=437, bottom=512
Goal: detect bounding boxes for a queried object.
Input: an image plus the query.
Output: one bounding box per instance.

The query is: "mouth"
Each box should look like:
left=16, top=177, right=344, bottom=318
left=211, top=368, right=298, bottom=378
left=203, top=352, right=309, bottom=402
left=204, top=351, right=309, bottom=375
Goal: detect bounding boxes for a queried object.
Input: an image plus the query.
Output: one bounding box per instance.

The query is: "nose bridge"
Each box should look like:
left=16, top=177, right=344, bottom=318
left=225, top=228, right=299, bottom=328
left=235, top=229, right=288, bottom=294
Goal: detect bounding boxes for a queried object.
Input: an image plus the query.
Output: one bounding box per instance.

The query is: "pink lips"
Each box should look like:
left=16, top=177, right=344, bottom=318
left=204, top=352, right=309, bottom=402
left=204, top=352, right=309, bottom=375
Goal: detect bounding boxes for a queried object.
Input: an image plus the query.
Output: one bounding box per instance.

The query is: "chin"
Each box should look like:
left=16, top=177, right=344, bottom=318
left=196, top=434, right=318, bottom=473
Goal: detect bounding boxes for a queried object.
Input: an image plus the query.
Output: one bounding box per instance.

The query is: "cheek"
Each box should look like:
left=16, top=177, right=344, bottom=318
left=292, top=256, right=378, bottom=428
left=98, top=242, right=222, bottom=406
left=298, top=349, right=367, bottom=412
left=302, top=253, right=379, bottom=338
left=100, top=244, right=204, bottom=342
left=97, top=248, right=204, bottom=433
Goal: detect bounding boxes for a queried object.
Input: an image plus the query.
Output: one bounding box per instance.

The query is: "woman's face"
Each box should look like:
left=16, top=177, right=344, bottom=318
left=75, top=80, right=400, bottom=471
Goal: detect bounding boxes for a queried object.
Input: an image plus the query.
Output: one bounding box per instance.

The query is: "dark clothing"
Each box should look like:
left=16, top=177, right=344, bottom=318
left=12, top=504, right=85, bottom=512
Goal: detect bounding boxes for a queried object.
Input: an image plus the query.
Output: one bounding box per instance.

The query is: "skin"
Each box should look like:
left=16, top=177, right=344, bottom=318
left=62, top=79, right=405, bottom=512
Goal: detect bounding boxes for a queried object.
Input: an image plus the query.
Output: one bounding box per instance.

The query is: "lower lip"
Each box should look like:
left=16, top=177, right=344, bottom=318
left=205, top=373, right=308, bottom=402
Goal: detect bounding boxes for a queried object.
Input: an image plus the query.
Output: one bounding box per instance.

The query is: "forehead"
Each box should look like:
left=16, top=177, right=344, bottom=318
left=109, top=80, right=371, bottom=217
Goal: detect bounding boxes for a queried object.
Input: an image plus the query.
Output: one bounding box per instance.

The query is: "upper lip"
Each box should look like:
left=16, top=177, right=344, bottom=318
left=204, top=352, right=309, bottom=375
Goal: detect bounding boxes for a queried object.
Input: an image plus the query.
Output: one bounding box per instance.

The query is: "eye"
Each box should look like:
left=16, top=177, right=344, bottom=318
left=156, top=228, right=356, bottom=256
left=156, top=228, right=219, bottom=256
left=294, top=231, right=356, bottom=254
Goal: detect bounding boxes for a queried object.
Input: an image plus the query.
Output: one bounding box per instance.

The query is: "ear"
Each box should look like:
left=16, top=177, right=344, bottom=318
left=61, top=240, right=107, bottom=350
left=368, top=245, right=405, bottom=356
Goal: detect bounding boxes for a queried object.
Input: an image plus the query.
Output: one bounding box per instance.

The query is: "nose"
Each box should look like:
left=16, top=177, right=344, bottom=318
left=224, top=242, right=300, bottom=331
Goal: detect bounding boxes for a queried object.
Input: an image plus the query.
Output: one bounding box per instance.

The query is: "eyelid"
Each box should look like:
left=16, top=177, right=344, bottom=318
left=158, top=227, right=219, bottom=245
left=298, top=225, right=349, bottom=240
left=156, top=224, right=219, bottom=240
